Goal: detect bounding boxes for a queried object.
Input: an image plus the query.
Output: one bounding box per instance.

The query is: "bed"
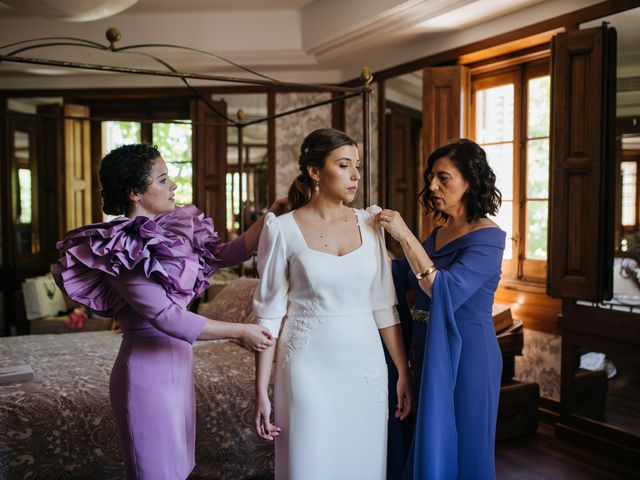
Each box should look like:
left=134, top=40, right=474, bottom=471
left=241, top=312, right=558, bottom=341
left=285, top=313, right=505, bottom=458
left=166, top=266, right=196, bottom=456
left=0, top=278, right=273, bottom=480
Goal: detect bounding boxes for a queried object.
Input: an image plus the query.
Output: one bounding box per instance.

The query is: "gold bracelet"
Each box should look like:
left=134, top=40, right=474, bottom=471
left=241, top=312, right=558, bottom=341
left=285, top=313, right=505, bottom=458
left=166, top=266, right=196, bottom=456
left=415, top=265, right=437, bottom=280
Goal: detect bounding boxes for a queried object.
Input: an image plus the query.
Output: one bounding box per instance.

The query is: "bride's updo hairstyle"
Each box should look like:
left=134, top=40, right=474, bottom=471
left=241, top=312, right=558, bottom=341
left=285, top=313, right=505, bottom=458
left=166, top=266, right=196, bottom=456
left=287, top=128, right=357, bottom=210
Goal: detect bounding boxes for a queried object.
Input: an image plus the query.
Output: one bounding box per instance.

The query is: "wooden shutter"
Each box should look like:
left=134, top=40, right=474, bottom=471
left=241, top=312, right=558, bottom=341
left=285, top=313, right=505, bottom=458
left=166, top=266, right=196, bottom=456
left=191, top=98, right=228, bottom=241
left=422, top=66, right=469, bottom=237
left=37, top=103, right=92, bottom=242
left=547, top=26, right=616, bottom=300
left=62, top=105, right=92, bottom=232
left=423, top=66, right=469, bottom=159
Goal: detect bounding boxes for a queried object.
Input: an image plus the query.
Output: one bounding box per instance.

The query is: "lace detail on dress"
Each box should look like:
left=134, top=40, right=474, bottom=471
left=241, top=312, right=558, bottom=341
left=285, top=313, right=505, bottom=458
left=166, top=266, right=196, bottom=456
left=280, top=297, right=322, bottom=366
left=363, top=355, right=388, bottom=403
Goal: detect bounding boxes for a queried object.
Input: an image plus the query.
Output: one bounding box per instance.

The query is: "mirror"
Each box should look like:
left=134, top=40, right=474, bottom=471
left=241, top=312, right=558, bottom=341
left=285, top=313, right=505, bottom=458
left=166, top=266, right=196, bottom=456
left=14, top=130, right=33, bottom=256
left=9, top=114, right=39, bottom=261
left=582, top=8, right=640, bottom=304
left=220, top=94, right=269, bottom=239
left=384, top=70, right=423, bottom=257
left=7, top=98, right=63, bottom=263
left=572, top=7, right=640, bottom=440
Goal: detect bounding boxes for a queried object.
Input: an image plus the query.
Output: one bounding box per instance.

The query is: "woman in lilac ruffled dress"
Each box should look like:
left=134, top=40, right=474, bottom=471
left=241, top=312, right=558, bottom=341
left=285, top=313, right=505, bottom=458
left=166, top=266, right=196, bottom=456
left=53, top=144, right=283, bottom=480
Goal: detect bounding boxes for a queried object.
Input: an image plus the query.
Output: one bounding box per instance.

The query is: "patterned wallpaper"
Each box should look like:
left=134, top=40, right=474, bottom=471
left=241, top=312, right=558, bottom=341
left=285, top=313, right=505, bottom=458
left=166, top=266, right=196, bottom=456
left=274, top=89, right=380, bottom=208
left=515, top=328, right=561, bottom=400
left=274, top=92, right=332, bottom=199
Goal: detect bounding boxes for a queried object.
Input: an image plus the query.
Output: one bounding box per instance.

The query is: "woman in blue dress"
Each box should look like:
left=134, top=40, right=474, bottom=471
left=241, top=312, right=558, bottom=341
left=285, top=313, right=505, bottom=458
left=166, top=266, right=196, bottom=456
left=375, top=139, right=505, bottom=479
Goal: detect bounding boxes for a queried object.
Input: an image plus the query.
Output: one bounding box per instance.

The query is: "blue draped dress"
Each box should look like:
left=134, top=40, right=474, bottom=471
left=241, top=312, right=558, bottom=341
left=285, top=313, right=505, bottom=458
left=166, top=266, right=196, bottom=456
left=389, top=226, right=505, bottom=480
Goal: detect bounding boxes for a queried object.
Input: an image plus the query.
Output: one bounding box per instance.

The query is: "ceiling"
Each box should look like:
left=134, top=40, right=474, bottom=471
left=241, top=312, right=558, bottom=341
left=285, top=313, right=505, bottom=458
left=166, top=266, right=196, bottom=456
left=0, top=0, right=617, bottom=89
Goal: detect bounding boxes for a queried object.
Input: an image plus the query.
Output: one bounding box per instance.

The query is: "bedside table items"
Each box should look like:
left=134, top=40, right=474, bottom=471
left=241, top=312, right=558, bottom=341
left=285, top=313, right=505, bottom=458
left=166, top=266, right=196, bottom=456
left=21, top=274, right=67, bottom=320
left=493, top=303, right=514, bottom=333
left=65, top=307, right=88, bottom=329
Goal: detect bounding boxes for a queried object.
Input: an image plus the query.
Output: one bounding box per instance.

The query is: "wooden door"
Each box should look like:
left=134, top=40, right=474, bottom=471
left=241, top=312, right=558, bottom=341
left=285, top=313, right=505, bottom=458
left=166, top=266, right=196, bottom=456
left=191, top=99, right=228, bottom=240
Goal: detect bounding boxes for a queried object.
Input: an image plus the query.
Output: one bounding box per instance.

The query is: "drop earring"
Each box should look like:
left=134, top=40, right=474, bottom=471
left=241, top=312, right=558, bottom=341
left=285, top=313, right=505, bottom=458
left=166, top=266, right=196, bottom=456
left=314, top=180, right=320, bottom=195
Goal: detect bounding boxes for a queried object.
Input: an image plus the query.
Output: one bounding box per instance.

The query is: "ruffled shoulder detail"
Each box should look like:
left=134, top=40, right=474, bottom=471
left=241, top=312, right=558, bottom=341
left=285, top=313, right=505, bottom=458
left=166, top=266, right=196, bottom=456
left=53, top=205, right=222, bottom=316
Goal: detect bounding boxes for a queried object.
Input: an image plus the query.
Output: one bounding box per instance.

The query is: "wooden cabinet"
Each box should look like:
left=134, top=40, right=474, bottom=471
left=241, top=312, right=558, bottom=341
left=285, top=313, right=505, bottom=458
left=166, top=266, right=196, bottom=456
left=1, top=102, right=93, bottom=335
left=549, top=25, right=639, bottom=468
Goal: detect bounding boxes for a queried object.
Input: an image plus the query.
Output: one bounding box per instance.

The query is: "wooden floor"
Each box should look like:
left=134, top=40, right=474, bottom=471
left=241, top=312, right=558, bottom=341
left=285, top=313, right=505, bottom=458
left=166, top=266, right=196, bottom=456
left=495, top=423, right=639, bottom=479
left=247, top=422, right=639, bottom=480
left=606, top=354, right=640, bottom=436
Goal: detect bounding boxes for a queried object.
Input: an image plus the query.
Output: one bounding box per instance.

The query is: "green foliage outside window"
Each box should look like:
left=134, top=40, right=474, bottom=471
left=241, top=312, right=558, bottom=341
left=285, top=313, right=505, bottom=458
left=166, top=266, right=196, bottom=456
left=525, top=76, right=551, bottom=261
left=18, top=168, right=32, bottom=223
left=153, top=122, right=193, bottom=206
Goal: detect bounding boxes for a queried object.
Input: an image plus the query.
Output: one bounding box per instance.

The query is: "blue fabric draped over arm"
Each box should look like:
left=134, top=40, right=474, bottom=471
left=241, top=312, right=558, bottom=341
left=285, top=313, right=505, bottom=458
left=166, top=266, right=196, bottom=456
left=406, top=271, right=462, bottom=479
left=404, top=233, right=504, bottom=480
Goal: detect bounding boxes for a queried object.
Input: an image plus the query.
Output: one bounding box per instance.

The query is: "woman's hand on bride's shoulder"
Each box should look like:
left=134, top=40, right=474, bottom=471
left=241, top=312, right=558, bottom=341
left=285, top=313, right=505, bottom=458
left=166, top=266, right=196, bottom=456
left=374, top=208, right=410, bottom=242
left=268, top=197, right=288, bottom=216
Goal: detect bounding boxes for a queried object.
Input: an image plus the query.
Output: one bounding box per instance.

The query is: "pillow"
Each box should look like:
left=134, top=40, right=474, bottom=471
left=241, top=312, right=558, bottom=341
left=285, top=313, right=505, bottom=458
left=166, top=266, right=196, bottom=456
left=198, top=277, right=259, bottom=324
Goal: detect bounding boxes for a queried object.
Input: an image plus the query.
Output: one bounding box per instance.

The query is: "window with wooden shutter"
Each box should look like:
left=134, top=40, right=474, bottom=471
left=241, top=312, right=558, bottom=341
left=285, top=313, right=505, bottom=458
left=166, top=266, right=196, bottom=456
left=470, top=60, right=551, bottom=282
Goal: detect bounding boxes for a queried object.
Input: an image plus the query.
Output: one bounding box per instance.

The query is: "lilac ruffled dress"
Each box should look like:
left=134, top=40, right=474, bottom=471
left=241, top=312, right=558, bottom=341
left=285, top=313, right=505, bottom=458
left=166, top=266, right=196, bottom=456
left=53, top=205, right=247, bottom=480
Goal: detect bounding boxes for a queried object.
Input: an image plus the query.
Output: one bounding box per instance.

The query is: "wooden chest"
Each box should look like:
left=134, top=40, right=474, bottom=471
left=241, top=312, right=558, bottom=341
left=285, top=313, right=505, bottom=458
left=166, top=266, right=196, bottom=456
left=496, top=380, right=540, bottom=440
left=497, top=320, right=524, bottom=384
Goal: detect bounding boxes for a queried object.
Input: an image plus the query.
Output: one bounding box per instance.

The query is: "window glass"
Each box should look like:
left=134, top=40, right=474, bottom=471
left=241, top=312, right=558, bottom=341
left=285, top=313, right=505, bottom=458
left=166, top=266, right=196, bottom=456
left=153, top=122, right=193, bottom=206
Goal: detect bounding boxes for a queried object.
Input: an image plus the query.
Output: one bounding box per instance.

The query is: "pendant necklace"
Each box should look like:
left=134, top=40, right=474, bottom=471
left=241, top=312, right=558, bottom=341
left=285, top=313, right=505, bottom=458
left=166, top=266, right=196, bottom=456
left=319, top=217, right=349, bottom=248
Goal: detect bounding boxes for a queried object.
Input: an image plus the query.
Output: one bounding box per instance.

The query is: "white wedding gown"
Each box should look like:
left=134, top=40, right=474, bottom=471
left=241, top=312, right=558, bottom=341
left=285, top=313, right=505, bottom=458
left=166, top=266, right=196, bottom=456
left=253, top=209, right=399, bottom=480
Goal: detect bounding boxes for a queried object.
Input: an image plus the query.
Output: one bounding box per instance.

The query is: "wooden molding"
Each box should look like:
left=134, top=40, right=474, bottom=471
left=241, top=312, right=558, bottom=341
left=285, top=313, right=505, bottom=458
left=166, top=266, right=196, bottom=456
left=347, top=0, right=640, bottom=84
left=460, top=30, right=560, bottom=66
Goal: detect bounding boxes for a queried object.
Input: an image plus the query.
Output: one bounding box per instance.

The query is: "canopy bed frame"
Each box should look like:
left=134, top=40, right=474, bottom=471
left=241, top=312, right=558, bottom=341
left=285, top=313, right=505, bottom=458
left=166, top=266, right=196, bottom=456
left=0, top=27, right=375, bottom=233
left=0, top=29, right=376, bottom=479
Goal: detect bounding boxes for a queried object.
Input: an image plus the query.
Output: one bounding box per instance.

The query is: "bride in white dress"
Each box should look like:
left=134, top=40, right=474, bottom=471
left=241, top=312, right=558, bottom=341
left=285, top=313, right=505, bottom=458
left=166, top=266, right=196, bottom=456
left=253, top=128, right=412, bottom=480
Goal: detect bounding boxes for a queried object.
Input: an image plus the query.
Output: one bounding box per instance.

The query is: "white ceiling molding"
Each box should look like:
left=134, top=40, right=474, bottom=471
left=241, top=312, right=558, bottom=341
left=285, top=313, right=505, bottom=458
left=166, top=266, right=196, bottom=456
left=301, top=0, right=552, bottom=65
left=336, top=0, right=604, bottom=78
left=302, top=0, right=473, bottom=58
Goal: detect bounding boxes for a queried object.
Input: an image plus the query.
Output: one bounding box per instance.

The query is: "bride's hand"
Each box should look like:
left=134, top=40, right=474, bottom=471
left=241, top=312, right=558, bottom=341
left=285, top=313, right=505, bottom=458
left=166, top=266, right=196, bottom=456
left=374, top=209, right=411, bottom=242
left=255, top=393, right=281, bottom=441
left=395, top=372, right=413, bottom=421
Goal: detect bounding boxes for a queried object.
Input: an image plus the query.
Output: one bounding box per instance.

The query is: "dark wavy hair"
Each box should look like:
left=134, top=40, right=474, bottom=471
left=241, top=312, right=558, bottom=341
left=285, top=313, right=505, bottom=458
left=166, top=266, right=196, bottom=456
left=99, top=143, right=161, bottom=215
left=419, top=138, right=501, bottom=223
left=287, top=128, right=357, bottom=210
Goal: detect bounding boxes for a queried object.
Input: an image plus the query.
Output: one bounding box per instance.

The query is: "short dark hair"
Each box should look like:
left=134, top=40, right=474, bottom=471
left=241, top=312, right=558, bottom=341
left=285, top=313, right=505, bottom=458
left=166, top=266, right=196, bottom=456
left=287, top=128, right=357, bottom=210
left=99, top=144, right=161, bottom=215
left=419, top=138, right=501, bottom=223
